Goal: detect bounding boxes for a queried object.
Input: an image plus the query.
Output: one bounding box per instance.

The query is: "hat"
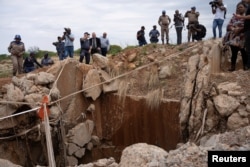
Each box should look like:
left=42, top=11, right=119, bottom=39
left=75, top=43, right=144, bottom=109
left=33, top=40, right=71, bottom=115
left=153, top=25, right=157, bottom=28
left=191, top=6, right=196, bottom=10
left=141, top=26, right=145, bottom=29
left=162, top=10, right=166, bottom=13
left=84, top=32, right=90, bottom=35
left=14, top=34, right=21, bottom=39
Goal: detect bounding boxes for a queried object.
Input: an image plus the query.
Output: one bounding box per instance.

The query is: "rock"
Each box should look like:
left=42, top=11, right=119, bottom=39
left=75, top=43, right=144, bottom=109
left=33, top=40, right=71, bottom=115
left=67, top=120, right=94, bottom=147
left=159, top=65, right=172, bottom=79
left=35, top=72, right=55, bottom=85
left=86, top=142, right=93, bottom=151
left=127, top=53, right=137, bottom=62
left=86, top=104, right=95, bottom=113
left=166, top=142, right=207, bottom=167
left=67, top=143, right=80, bottom=155
left=49, top=106, right=60, bottom=119
left=99, top=70, right=118, bottom=93
left=24, top=93, right=43, bottom=108
left=213, top=94, right=240, bottom=117
left=82, top=69, right=102, bottom=101
left=91, top=135, right=101, bottom=146
left=227, top=113, right=249, bottom=130
left=5, top=83, right=24, bottom=109
left=74, top=148, right=86, bottom=158
left=127, top=63, right=136, bottom=70
left=119, top=143, right=168, bottom=167
left=0, top=159, right=22, bottom=167
left=92, top=53, right=109, bottom=69
left=67, top=156, right=78, bottom=166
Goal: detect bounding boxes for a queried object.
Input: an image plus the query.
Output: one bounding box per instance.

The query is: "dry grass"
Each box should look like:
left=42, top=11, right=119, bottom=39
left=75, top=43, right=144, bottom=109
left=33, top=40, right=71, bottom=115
left=145, top=88, right=163, bottom=110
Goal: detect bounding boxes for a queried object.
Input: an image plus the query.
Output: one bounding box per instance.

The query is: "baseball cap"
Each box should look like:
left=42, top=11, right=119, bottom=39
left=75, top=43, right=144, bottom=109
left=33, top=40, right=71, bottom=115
left=162, top=10, right=166, bottom=13
left=14, top=34, right=21, bottom=39
left=191, top=6, right=196, bottom=10
left=84, top=32, right=90, bottom=35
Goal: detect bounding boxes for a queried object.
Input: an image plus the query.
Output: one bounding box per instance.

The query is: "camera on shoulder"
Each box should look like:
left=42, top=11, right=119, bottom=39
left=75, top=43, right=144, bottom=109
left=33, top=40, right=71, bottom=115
left=209, top=0, right=219, bottom=8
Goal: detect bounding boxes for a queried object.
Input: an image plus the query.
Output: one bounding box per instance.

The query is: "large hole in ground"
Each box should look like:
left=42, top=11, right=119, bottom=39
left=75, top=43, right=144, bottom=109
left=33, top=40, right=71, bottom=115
left=81, top=94, right=181, bottom=163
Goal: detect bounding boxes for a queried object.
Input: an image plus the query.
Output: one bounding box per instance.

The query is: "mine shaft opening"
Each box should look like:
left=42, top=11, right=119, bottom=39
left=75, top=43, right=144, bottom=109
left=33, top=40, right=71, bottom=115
left=86, top=94, right=182, bottom=163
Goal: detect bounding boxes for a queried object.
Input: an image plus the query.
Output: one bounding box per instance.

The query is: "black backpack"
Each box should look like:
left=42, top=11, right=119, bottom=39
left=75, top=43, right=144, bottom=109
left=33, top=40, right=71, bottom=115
left=193, top=24, right=206, bottom=41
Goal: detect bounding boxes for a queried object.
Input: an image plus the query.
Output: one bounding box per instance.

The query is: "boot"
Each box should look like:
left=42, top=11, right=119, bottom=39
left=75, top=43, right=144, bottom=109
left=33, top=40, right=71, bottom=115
left=228, top=65, right=235, bottom=71
left=166, top=39, right=169, bottom=45
left=162, top=39, right=164, bottom=45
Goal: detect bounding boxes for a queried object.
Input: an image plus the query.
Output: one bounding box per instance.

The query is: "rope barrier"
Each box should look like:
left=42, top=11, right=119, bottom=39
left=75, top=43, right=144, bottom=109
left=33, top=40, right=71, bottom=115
left=0, top=44, right=197, bottom=120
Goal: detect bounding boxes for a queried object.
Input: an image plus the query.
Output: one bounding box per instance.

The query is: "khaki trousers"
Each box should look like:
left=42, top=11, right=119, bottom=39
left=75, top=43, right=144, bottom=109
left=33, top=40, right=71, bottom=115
left=161, top=25, right=169, bottom=42
left=11, top=55, right=23, bottom=75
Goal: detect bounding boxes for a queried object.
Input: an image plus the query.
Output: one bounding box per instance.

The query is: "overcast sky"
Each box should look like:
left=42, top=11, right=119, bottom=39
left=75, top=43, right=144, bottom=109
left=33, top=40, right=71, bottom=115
left=0, top=0, right=238, bottom=54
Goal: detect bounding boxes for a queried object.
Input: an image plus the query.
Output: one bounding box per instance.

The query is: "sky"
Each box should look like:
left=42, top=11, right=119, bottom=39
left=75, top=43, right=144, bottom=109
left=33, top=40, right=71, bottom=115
left=0, top=0, right=238, bottom=54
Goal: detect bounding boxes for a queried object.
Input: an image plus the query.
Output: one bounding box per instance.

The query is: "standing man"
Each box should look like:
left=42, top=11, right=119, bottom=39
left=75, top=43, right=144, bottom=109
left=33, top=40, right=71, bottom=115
left=52, top=36, right=65, bottom=60
left=89, top=32, right=101, bottom=54
left=211, top=0, right=227, bottom=39
left=136, top=26, right=147, bottom=46
left=8, top=35, right=25, bottom=76
left=174, top=10, right=184, bottom=45
left=184, top=6, right=200, bottom=42
left=80, top=32, right=91, bottom=64
left=62, top=27, right=74, bottom=58
left=100, top=32, right=110, bottom=56
left=158, top=10, right=171, bottom=44
left=235, top=0, right=250, bottom=70
left=149, top=25, right=160, bottom=43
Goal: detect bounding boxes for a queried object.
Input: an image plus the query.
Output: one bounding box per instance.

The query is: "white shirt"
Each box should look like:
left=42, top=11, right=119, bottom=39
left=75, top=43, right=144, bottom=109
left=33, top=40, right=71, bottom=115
left=100, top=36, right=110, bottom=50
left=214, top=5, right=226, bottom=20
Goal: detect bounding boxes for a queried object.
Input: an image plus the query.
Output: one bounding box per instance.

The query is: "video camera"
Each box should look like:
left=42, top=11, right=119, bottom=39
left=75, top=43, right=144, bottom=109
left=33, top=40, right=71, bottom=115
left=209, top=0, right=219, bottom=8
left=63, top=28, right=70, bottom=35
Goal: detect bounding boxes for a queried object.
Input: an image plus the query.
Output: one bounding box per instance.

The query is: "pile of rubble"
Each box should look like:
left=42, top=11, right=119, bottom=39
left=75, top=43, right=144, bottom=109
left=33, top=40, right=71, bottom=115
left=0, top=39, right=249, bottom=166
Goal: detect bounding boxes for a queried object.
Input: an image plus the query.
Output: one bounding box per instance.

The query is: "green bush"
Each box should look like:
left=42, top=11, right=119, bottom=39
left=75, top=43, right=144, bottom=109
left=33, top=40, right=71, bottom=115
left=108, top=45, right=122, bottom=55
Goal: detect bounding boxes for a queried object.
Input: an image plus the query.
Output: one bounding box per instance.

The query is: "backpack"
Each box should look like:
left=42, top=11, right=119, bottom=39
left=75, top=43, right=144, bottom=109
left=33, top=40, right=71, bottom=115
left=199, top=24, right=206, bottom=38
left=193, top=24, right=206, bottom=41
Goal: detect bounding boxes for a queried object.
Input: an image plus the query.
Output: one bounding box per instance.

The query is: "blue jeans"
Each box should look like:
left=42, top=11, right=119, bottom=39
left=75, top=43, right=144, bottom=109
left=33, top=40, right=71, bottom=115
left=64, top=46, right=74, bottom=58
left=213, top=19, right=224, bottom=38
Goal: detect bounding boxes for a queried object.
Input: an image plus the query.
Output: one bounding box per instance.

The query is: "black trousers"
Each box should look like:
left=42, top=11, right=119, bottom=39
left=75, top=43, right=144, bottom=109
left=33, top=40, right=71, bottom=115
left=80, top=49, right=90, bottom=64
left=230, top=45, right=247, bottom=68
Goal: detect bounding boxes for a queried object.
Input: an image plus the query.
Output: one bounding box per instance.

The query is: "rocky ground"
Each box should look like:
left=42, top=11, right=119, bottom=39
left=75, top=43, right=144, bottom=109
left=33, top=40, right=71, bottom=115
left=0, top=39, right=250, bottom=167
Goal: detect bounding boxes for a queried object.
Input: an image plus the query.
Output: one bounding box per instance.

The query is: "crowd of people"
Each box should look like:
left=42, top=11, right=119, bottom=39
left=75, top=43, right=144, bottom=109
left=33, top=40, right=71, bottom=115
left=7, top=0, right=250, bottom=76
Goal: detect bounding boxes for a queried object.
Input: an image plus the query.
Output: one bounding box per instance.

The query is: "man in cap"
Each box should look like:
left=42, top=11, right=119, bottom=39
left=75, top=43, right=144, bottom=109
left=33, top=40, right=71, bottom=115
left=137, top=26, right=147, bottom=46
left=149, top=25, right=160, bottom=43
left=62, top=27, right=75, bottom=58
left=8, top=35, right=25, bottom=76
left=80, top=32, right=91, bottom=64
left=184, top=6, right=200, bottom=42
left=158, top=10, right=171, bottom=44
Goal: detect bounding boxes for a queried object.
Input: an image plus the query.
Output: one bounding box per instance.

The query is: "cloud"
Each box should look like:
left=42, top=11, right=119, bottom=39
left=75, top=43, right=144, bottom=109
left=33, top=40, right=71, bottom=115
left=0, top=0, right=239, bottom=54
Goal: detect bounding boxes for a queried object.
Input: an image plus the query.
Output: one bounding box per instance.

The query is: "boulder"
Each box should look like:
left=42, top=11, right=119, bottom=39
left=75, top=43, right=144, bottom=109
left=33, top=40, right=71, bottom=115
left=67, top=120, right=94, bottom=147
left=5, top=83, right=24, bottom=109
left=227, top=113, right=249, bottom=130
left=35, top=72, right=55, bottom=85
left=119, top=143, right=168, bottom=167
left=92, top=53, right=109, bottom=69
left=82, top=69, right=102, bottom=101
left=213, top=94, right=240, bottom=117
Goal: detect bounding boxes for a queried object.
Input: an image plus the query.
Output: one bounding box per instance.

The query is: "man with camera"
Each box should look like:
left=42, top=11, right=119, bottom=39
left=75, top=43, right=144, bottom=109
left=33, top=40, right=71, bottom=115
left=211, top=0, right=227, bottom=39
left=184, top=6, right=199, bottom=42
left=61, top=27, right=75, bottom=58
